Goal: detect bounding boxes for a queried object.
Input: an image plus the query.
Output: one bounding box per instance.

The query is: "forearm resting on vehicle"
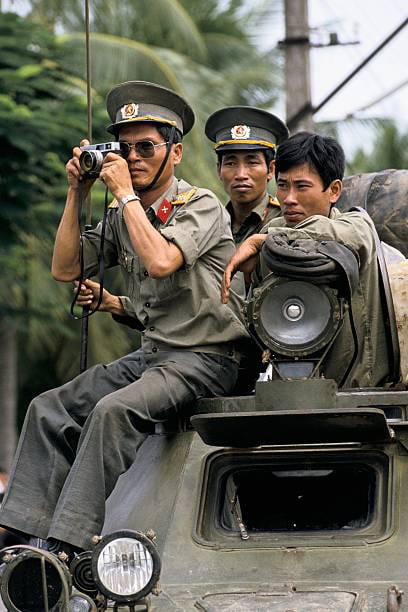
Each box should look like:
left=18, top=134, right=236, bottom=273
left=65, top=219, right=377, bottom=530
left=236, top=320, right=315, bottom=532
left=221, top=234, right=266, bottom=303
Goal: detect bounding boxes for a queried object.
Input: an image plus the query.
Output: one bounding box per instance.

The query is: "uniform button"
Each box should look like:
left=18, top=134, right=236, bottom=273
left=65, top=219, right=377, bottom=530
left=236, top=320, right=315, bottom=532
left=143, top=270, right=148, bottom=277
left=149, top=326, right=155, bottom=331
left=152, top=347, right=158, bottom=353
left=228, top=349, right=234, bottom=356
left=145, top=302, right=150, bottom=308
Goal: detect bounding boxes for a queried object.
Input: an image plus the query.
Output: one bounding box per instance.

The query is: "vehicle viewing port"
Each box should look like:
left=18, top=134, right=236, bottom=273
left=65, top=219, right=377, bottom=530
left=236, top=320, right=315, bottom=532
left=195, top=448, right=393, bottom=548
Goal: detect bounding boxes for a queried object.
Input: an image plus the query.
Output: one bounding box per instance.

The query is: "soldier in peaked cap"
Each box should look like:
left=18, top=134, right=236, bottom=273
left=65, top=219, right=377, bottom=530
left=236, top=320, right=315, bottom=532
left=0, top=81, right=248, bottom=559
left=206, top=106, right=289, bottom=393
left=106, top=80, right=194, bottom=138
left=205, top=106, right=289, bottom=246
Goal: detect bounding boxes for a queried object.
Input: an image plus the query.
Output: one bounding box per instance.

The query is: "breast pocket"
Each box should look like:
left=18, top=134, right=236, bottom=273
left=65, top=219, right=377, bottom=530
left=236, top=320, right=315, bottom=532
left=118, top=251, right=141, bottom=301
left=151, top=268, right=189, bottom=302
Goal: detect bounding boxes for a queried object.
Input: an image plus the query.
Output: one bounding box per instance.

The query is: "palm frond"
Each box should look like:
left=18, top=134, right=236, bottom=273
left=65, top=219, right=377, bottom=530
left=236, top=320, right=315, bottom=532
left=35, top=0, right=207, bottom=62
left=59, top=32, right=184, bottom=93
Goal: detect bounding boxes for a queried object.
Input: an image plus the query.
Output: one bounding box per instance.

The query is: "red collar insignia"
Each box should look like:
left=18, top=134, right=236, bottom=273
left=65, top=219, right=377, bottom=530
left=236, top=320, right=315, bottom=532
left=156, top=198, right=173, bottom=224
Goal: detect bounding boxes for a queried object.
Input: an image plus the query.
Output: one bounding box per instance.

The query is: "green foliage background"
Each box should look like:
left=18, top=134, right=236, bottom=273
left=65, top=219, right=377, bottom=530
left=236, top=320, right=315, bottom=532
left=0, top=1, right=406, bottom=439
left=0, top=2, right=281, bottom=430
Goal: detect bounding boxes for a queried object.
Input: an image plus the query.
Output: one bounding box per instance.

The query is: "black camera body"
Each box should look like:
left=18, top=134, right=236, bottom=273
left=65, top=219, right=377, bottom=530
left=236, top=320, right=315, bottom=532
left=79, top=141, right=122, bottom=177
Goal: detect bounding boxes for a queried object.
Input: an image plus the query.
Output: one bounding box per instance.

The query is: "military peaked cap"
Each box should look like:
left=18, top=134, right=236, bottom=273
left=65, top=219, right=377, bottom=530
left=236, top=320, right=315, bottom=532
left=205, top=106, right=289, bottom=152
left=106, top=81, right=195, bottom=136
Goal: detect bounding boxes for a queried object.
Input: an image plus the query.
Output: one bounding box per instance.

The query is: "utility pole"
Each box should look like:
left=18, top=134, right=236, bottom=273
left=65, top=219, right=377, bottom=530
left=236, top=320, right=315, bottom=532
left=282, top=0, right=313, bottom=132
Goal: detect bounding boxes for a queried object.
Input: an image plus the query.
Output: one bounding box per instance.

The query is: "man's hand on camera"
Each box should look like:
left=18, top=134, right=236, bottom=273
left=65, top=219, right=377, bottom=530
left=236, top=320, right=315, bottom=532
left=66, top=139, right=95, bottom=192
left=99, top=152, right=135, bottom=201
left=74, top=279, right=125, bottom=316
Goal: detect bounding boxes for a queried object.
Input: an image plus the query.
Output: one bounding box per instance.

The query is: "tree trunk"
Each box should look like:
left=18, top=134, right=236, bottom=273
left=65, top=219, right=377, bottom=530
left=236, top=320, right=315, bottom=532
left=0, top=317, right=17, bottom=472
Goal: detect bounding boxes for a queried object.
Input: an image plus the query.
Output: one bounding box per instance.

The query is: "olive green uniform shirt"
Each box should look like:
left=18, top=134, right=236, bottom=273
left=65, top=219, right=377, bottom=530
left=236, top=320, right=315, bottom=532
left=259, top=208, right=390, bottom=387
left=226, top=192, right=281, bottom=246
left=83, top=178, right=248, bottom=356
left=226, top=192, right=281, bottom=391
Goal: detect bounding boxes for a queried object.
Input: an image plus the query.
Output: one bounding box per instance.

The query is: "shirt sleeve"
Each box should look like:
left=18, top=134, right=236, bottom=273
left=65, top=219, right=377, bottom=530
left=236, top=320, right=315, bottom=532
left=266, top=212, right=377, bottom=271
left=159, top=190, right=228, bottom=269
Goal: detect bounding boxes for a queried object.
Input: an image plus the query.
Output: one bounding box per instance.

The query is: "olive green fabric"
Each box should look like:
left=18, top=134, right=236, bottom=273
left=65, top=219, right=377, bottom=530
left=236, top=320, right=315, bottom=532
left=337, top=169, right=408, bottom=257
left=0, top=349, right=238, bottom=549
left=226, top=192, right=281, bottom=246
left=257, top=208, right=390, bottom=388
left=205, top=106, right=289, bottom=152
left=225, top=192, right=282, bottom=392
left=83, top=178, right=249, bottom=356
left=0, top=177, right=249, bottom=551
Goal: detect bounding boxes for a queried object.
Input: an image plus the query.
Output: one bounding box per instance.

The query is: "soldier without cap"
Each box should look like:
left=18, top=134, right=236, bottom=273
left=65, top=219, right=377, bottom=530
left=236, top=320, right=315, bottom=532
left=0, top=81, right=248, bottom=558
left=205, top=106, right=289, bottom=246
left=222, top=131, right=392, bottom=389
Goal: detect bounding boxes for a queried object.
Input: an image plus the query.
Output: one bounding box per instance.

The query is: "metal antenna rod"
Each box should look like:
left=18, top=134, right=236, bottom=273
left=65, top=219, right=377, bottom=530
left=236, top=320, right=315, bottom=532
left=79, top=0, right=93, bottom=373
left=85, top=0, right=93, bottom=154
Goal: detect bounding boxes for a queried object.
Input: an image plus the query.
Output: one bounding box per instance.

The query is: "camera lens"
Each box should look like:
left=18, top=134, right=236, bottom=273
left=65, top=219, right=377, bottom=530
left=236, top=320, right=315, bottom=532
left=79, top=150, right=103, bottom=175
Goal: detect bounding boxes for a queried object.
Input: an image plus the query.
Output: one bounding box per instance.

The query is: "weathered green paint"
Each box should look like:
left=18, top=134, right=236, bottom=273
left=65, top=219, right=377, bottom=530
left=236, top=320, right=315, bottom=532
left=102, top=381, right=408, bottom=611
left=255, top=378, right=337, bottom=410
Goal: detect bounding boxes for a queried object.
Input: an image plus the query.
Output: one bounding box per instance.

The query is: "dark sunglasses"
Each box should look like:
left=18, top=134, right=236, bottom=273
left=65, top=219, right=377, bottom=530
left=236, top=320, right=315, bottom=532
left=119, top=140, right=169, bottom=159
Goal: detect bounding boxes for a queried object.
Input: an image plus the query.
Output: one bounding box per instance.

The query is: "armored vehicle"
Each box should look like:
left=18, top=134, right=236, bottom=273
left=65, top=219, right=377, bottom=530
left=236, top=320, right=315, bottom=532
left=0, top=170, right=407, bottom=611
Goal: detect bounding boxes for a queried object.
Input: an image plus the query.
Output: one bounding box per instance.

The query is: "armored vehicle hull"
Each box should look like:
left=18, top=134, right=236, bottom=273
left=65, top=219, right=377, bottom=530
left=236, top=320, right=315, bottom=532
left=100, top=384, right=408, bottom=611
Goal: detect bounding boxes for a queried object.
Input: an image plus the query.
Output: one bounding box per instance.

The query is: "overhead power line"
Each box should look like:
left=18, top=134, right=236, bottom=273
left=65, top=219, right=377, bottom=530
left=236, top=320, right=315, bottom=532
left=348, top=78, right=408, bottom=116
left=287, top=16, right=408, bottom=130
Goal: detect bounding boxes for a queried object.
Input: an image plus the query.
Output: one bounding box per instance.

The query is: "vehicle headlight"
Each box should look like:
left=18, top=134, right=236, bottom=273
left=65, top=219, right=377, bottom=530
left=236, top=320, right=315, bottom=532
left=91, top=530, right=161, bottom=604
left=246, top=277, right=342, bottom=357
left=69, top=593, right=96, bottom=611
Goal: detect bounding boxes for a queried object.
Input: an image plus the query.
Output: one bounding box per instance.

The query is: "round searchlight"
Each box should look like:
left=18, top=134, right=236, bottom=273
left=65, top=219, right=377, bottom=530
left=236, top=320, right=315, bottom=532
left=91, top=530, right=161, bottom=604
left=0, top=546, right=72, bottom=612
left=247, top=277, right=342, bottom=357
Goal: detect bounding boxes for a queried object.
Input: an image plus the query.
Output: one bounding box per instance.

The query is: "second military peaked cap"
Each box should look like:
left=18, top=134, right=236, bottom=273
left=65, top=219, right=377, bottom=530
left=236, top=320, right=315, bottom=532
left=205, top=106, right=289, bottom=153
left=106, top=81, right=195, bottom=136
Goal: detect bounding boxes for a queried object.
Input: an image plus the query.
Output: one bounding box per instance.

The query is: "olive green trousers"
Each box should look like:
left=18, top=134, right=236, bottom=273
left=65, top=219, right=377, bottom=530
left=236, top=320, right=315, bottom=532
left=0, top=349, right=237, bottom=549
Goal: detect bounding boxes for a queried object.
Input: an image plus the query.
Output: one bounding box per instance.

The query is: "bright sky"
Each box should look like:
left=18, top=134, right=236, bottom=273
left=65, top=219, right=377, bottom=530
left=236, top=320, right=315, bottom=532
left=308, top=0, right=407, bottom=126
left=258, top=0, right=408, bottom=155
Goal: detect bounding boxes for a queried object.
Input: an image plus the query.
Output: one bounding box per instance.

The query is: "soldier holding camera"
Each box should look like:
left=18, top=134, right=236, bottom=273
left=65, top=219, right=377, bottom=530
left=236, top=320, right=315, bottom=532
left=0, top=81, right=248, bottom=557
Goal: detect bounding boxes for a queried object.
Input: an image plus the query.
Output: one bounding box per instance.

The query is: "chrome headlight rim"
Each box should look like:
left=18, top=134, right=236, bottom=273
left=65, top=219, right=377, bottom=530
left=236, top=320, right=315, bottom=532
left=91, top=530, right=161, bottom=604
left=246, top=276, right=342, bottom=357
left=69, top=591, right=97, bottom=611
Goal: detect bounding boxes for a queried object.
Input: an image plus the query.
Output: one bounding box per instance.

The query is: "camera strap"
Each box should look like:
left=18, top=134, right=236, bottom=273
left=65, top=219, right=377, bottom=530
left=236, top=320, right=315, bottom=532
left=70, top=121, right=176, bottom=318
left=70, top=185, right=109, bottom=320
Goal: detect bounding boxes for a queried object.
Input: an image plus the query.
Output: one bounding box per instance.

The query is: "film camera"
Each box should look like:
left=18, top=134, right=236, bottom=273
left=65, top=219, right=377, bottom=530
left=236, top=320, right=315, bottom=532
left=79, top=141, right=123, bottom=178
